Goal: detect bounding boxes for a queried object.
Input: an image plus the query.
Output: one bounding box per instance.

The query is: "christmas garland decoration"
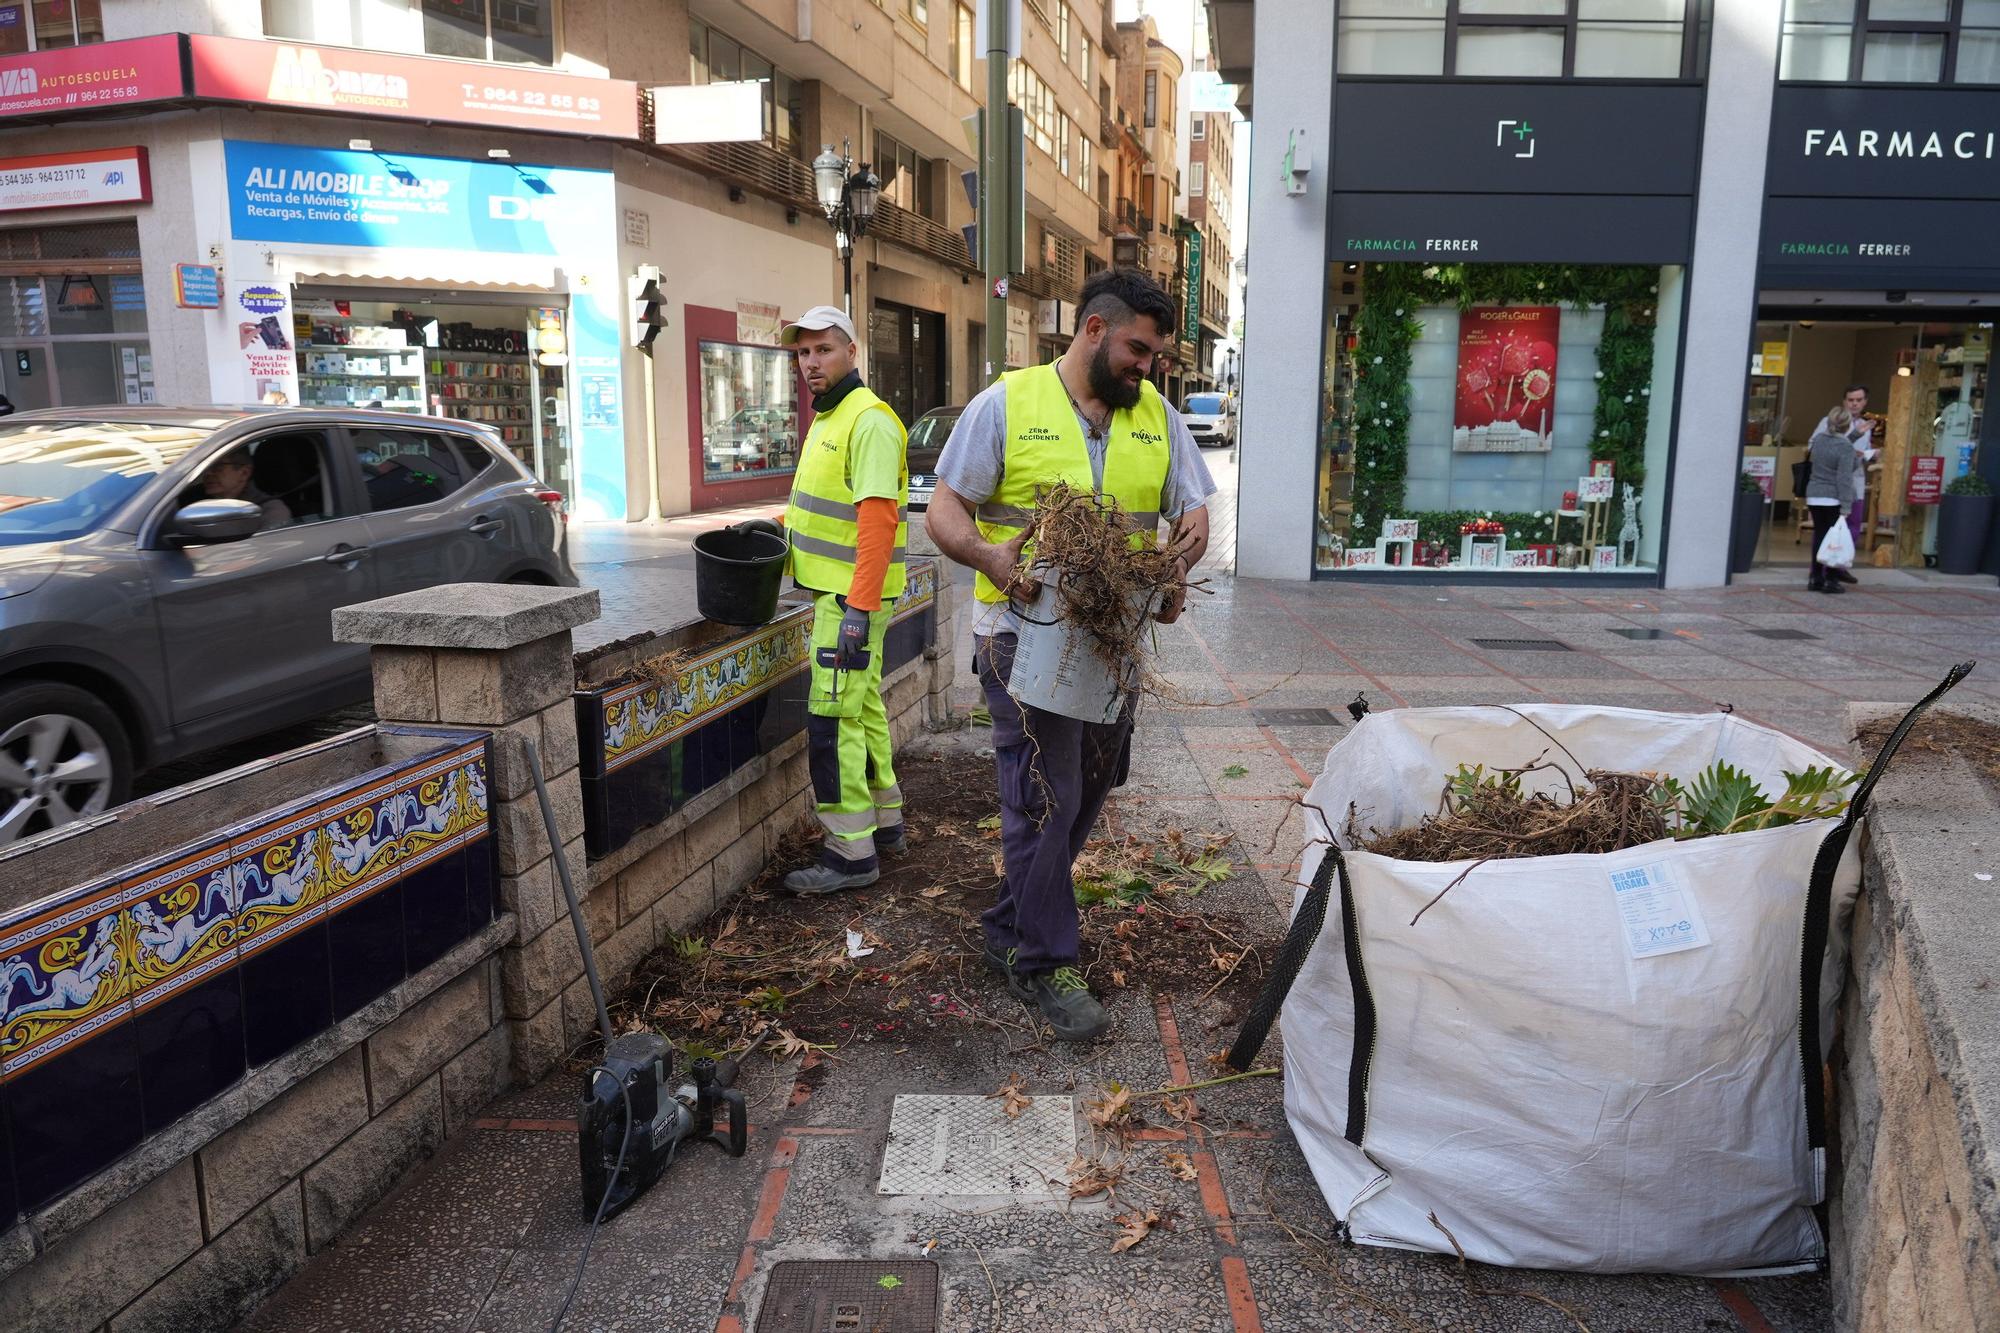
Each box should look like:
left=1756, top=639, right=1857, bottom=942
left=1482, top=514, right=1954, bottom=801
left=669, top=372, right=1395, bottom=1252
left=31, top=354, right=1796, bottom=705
left=1346, top=263, right=1662, bottom=549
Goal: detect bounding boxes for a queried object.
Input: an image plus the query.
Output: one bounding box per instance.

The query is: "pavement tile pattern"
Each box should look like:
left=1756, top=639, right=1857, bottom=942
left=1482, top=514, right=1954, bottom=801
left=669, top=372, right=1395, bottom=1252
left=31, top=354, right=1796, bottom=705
left=242, top=451, right=1999, bottom=1331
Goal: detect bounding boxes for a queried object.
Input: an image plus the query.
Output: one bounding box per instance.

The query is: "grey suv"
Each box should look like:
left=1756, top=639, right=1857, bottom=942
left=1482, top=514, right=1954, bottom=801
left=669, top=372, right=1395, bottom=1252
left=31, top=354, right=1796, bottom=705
left=0, top=407, right=576, bottom=845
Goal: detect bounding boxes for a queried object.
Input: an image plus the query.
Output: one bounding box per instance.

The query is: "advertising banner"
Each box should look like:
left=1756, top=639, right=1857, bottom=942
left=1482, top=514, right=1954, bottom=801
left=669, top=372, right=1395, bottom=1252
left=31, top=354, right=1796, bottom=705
left=0, top=146, right=148, bottom=212
left=229, top=280, right=301, bottom=407
left=1453, top=306, right=1559, bottom=453
left=190, top=35, right=639, bottom=139
left=174, top=263, right=221, bottom=309
left=0, top=34, right=185, bottom=119
left=1907, top=455, right=1946, bottom=506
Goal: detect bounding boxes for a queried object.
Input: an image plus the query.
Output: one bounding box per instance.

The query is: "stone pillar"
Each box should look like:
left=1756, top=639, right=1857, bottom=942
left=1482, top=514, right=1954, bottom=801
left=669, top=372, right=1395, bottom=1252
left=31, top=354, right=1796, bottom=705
left=333, top=583, right=600, bottom=1085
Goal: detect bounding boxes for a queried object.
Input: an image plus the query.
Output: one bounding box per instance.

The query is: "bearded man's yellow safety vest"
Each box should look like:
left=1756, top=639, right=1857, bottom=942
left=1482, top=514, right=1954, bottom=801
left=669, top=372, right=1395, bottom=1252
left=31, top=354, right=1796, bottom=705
left=784, top=385, right=909, bottom=599
left=973, top=364, right=1171, bottom=604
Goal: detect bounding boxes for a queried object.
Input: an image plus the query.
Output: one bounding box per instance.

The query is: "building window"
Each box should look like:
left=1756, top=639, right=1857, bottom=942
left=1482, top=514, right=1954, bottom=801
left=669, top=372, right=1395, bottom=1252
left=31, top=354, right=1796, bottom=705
left=1780, top=0, right=2000, bottom=83
left=420, top=0, right=556, bottom=65
left=1190, top=115, right=1206, bottom=140
left=1055, top=0, right=1072, bottom=61
left=1081, top=36, right=1092, bottom=82
left=876, top=133, right=936, bottom=219
left=953, top=4, right=976, bottom=89
left=266, top=0, right=555, bottom=64
left=1144, top=70, right=1157, bottom=127
left=1189, top=161, right=1205, bottom=196
left=690, top=20, right=804, bottom=157
left=1010, top=62, right=1060, bottom=154
left=0, top=0, right=99, bottom=51
left=699, top=342, right=800, bottom=484
left=1337, top=0, right=1694, bottom=79
left=908, top=0, right=928, bottom=26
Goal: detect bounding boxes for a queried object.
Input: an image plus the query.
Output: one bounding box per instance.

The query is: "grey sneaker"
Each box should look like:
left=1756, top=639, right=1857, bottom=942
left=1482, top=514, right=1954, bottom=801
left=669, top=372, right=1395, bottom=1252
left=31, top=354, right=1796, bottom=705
left=779, top=857, right=880, bottom=895
left=980, top=943, right=1033, bottom=1001
left=1019, top=966, right=1111, bottom=1042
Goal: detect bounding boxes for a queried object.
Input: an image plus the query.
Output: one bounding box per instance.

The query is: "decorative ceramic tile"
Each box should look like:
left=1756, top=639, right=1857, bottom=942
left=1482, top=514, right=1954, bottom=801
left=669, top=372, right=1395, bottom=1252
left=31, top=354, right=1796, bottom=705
left=0, top=878, right=134, bottom=1077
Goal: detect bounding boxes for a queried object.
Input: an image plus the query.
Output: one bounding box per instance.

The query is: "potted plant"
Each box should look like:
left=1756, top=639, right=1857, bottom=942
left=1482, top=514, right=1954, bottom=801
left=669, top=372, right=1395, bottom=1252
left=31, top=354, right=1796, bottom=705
left=1730, top=472, right=1767, bottom=574
left=1937, top=471, right=1995, bottom=575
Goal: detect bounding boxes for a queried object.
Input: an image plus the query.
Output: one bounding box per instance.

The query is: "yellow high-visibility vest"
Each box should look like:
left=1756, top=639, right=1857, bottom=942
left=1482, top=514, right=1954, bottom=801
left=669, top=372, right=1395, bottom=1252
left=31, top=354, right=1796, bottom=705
left=784, top=385, right=909, bottom=598
left=974, top=364, right=1170, bottom=604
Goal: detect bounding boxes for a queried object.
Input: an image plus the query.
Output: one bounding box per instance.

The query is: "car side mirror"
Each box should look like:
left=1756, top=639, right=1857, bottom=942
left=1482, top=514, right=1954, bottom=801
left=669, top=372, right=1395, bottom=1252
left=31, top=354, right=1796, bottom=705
left=169, top=498, right=264, bottom=545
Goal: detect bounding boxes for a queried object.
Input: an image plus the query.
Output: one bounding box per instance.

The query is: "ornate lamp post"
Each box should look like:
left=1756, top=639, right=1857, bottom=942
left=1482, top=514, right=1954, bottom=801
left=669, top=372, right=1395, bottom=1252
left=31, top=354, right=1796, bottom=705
left=811, top=141, right=883, bottom=319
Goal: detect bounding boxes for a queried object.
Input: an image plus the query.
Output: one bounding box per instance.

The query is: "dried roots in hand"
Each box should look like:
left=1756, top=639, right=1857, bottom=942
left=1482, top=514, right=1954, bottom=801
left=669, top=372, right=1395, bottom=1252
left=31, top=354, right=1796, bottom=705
left=1020, top=482, right=1193, bottom=676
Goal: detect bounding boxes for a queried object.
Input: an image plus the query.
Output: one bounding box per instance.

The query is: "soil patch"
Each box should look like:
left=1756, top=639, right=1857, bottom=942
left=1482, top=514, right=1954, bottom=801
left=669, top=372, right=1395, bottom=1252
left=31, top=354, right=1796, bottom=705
left=1857, top=711, right=2000, bottom=803
left=605, top=748, right=1265, bottom=1062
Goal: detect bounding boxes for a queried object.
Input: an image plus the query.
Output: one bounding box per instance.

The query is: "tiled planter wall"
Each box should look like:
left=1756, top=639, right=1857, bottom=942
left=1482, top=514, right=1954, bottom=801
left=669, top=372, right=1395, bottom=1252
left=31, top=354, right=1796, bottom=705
left=576, top=561, right=940, bottom=860
left=0, top=727, right=496, bottom=1218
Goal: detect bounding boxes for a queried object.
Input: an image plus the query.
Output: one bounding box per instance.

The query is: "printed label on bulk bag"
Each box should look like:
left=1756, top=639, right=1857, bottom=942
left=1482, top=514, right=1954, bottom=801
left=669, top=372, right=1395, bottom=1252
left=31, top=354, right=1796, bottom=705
left=1609, top=860, right=1711, bottom=959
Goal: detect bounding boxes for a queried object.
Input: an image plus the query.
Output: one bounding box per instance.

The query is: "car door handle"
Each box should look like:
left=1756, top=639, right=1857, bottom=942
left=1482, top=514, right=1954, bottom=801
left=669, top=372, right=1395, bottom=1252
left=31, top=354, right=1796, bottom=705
left=309, top=544, right=371, bottom=568
left=467, top=516, right=504, bottom=535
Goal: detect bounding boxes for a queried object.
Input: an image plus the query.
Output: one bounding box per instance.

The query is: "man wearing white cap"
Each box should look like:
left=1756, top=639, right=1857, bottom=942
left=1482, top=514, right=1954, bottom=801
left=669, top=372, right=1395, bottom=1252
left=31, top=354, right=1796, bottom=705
left=775, top=306, right=912, bottom=895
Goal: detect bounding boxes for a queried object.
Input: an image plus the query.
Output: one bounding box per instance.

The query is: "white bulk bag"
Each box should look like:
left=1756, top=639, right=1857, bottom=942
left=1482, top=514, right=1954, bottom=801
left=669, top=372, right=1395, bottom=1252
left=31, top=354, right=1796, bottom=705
left=1273, top=704, right=1868, bottom=1276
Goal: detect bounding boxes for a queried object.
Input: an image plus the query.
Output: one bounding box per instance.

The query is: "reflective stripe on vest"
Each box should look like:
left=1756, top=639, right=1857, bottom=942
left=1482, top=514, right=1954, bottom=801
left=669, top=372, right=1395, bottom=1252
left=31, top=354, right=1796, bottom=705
left=784, top=385, right=910, bottom=598
left=974, top=365, right=1171, bottom=604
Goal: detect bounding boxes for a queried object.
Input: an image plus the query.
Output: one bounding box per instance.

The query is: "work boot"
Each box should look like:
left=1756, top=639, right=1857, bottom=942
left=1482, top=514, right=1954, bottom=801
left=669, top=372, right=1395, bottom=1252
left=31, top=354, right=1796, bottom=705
left=980, top=943, right=1033, bottom=1001
left=1018, top=966, right=1111, bottom=1042
left=779, top=851, right=879, bottom=895
left=874, top=823, right=908, bottom=856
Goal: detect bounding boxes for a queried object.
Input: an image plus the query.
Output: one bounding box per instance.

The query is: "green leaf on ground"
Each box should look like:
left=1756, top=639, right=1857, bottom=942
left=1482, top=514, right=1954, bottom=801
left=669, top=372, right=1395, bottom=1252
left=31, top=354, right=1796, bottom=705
left=970, top=706, right=993, bottom=727
left=977, top=814, right=1003, bottom=831
left=877, top=1275, right=904, bottom=1290
left=1221, top=764, right=1249, bottom=780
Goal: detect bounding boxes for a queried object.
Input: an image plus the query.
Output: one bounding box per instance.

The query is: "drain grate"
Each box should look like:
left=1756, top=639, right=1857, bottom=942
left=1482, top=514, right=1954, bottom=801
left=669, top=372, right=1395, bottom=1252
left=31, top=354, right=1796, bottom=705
left=877, top=1094, right=1075, bottom=1196
left=1747, top=628, right=1819, bottom=641
left=1471, top=638, right=1572, bottom=652
left=1253, top=707, right=1342, bottom=727
left=754, top=1260, right=940, bottom=1333
left=1608, top=628, right=1671, bottom=640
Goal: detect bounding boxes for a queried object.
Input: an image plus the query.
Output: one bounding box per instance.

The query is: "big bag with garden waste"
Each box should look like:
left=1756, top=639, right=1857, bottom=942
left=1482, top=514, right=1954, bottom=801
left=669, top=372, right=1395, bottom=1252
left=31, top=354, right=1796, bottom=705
left=1225, top=666, right=1971, bottom=1275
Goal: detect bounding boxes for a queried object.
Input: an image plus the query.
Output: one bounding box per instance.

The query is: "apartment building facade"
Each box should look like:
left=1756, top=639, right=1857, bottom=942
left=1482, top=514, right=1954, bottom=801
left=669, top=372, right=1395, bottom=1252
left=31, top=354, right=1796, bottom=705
left=0, top=0, right=1128, bottom=520
left=1182, top=83, right=1235, bottom=398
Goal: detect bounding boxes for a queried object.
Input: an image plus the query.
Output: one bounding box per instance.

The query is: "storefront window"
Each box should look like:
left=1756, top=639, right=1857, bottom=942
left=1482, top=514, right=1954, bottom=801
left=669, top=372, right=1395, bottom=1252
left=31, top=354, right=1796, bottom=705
left=1316, top=262, right=1684, bottom=575
left=0, top=222, right=149, bottom=412
left=699, top=342, right=800, bottom=484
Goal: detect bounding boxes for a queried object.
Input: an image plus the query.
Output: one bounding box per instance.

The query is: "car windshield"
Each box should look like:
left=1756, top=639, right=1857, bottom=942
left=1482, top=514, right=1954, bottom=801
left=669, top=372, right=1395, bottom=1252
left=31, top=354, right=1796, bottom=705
left=1183, top=394, right=1226, bottom=415
left=0, top=421, right=217, bottom=546
left=906, top=411, right=961, bottom=470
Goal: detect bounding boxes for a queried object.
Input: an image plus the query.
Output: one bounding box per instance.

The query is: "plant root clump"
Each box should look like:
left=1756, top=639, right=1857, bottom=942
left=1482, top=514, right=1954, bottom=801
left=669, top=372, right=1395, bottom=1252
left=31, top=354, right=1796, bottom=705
left=1018, top=482, right=1197, bottom=676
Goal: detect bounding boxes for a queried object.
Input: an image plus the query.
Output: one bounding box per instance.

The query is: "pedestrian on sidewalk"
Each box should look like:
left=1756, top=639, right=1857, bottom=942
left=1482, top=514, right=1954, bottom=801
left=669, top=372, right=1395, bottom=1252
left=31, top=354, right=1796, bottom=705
left=925, top=269, right=1216, bottom=1040
left=1806, top=406, right=1860, bottom=595
left=1812, top=384, right=1872, bottom=585
left=775, top=306, right=912, bottom=895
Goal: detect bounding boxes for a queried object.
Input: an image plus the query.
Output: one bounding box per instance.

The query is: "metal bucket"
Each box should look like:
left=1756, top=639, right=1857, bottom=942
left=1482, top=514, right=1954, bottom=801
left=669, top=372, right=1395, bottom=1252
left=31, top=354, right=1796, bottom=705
left=1006, top=571, right=1154, bottom=724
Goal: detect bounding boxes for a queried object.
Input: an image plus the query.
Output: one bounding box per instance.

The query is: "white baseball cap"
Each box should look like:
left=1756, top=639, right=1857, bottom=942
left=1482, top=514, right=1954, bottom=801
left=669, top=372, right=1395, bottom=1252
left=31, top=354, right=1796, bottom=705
left=780, top=305, right=857, bottom=346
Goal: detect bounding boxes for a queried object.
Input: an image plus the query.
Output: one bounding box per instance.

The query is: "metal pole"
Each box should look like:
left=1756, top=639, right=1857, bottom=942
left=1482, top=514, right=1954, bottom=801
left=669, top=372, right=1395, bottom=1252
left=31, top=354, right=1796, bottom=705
left=842, top=238, right=853, bottom=320
left=982, top=0, right=1011, bottom=384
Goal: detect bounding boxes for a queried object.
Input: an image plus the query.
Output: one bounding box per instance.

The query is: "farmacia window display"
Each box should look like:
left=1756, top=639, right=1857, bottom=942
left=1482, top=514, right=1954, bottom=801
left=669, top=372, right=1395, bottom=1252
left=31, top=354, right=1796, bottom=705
left=1316, top=263, right=1683, bottom=574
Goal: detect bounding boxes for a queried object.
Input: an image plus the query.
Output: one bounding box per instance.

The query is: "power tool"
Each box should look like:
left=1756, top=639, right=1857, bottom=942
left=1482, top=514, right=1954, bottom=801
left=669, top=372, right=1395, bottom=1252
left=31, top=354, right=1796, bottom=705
left=577, top=1033, right=747, bottom=1220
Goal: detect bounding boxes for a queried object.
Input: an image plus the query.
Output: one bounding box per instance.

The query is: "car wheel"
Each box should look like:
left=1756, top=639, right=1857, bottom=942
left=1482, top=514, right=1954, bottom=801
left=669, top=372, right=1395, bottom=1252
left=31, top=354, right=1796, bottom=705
left=0, top=682, right=132, bottom=847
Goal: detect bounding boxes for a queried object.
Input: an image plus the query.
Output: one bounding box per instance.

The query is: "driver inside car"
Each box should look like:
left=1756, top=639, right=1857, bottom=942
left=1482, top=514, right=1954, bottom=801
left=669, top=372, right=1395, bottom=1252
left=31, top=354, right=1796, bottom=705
left=198, top=449, right=293, bottom=531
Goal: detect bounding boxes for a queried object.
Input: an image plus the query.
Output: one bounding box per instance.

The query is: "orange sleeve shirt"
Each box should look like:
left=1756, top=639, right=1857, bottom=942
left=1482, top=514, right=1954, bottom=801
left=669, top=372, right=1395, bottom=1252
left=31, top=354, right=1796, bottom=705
left=846, top=496, right=898, bottom=611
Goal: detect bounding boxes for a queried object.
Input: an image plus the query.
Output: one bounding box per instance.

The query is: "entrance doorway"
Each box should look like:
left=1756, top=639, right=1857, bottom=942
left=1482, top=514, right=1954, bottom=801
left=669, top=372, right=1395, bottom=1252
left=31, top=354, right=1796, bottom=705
left=1740, top=304, right=1992, bottom=575
left=869, top=299, right=947, bottom=425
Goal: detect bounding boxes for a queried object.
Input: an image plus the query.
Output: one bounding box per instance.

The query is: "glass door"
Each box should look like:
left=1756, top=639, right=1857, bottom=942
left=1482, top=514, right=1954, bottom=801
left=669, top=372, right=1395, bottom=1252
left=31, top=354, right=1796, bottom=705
left=0, top=343, right=54, bottom=412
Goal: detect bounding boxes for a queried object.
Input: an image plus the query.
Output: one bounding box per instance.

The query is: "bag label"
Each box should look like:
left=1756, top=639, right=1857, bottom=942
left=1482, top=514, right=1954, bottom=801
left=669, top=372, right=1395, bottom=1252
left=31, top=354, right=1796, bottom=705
left=1609, top=860, right=1711, bottom=959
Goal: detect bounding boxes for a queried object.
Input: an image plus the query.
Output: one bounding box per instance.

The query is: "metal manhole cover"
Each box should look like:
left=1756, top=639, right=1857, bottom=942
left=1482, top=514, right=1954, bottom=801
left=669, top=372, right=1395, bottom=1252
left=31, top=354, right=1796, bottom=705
left=877, top=1093, right=1075, bottom=1196
left=1470, top=638, right=1572, bottom=652
left=1747, top=628, right=1818, bottom=641
left=754, top=1260, right=940, bottom=1333
left=1608, top=628, right=1670, bottom=640
left=1253, top=707, right=1342, bottom=727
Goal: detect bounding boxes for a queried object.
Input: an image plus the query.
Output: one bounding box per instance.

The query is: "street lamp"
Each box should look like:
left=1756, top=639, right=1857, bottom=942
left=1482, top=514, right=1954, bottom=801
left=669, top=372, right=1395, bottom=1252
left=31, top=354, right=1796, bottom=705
left=812, top=141, right=882, bottom=319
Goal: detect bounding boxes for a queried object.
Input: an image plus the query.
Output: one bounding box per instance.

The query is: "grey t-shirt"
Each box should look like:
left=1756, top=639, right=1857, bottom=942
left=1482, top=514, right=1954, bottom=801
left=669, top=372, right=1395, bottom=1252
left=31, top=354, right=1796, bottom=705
left=935, top=375, right=1218, bottom=637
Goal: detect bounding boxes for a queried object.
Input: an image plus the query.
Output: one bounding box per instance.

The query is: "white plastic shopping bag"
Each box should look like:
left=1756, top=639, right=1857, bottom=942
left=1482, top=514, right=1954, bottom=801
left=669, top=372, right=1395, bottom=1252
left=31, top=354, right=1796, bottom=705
left=1816, top=516, right=1855, bottom=569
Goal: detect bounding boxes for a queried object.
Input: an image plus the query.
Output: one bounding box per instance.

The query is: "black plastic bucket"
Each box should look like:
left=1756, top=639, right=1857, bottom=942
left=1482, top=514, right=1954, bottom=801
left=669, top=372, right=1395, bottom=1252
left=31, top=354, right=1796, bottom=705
left=693, top=523, right=789, bottom=626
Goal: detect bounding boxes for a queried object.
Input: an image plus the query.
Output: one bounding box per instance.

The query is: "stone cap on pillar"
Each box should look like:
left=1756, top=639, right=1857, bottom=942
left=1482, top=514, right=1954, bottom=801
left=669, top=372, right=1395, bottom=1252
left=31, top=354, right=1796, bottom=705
left=333, top=583, right=602, bottom=650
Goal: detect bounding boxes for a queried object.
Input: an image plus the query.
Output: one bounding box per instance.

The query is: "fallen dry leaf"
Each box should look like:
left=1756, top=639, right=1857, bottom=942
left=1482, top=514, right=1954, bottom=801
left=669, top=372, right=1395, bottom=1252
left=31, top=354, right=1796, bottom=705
left=1110, top=1208, right=1162, bottom=1253
left=769, top=1027, right=812, bottom=1059
left=1086, top=1084, right=1136, bottom=1132
left=1109, top=968, right=1128, bottom=988
left=991, top=852, right=1007, bottom=878
left=920, top=884, right=950, bottom=899
left=1067, top=1156, right=1123, bottom=1199
left=1162, top=1094, right=1202, bottom=1125
left=1113, top=919, right=1142, bottom=942
left=1163, top=1150, right=1198, bottom=1182
left=988, top=1073, right=1034, bottom=1119
left=1210, top=946, right=1239, bottom=973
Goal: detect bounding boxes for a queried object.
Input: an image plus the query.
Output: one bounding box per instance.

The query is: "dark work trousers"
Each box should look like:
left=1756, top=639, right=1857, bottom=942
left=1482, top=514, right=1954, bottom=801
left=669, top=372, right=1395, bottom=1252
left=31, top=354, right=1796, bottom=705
left=1808, top=503, right=1843, bottom=585
left=974, top=633, right=1133, bottom=975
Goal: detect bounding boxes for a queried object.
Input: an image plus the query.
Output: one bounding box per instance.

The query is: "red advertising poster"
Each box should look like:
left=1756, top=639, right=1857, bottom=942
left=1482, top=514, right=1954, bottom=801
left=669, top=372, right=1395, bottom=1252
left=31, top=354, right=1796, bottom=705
left=1453, top=305, right=1560, bottom=453
left=0, top=34, right=186, bottom=119
left=188, top=35, right=640, bottom=140
left=1907, top=455, right=1946, bottom=506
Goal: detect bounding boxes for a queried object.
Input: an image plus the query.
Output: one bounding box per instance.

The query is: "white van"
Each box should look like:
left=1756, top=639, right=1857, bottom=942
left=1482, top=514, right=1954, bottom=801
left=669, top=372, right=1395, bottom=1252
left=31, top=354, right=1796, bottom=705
left=1180, top=392, right=1234, bottom=448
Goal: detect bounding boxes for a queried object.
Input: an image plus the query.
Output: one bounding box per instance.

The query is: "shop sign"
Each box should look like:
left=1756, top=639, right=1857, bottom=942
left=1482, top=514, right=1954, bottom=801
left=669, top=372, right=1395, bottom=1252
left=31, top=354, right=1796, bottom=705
left=0, top=34, right=186, bottom=119
left=650, top=81, right=763, bottom=146
left=229, top=279, right=301, bottom=407
left=1453, top=306, right=1558, bottom=453
left=1758, top=341, right=1788, bottom=377
left=173, top=263, right=221, bottom=309
left=1769, top=88, right=2000, bottom=202
left=1741, top=456, right=1776, bottom=500
left=1907, top=455, right=1946, bottom=506
left=1183, top=230, right=1203, bottom=345
left=189, top=35, right=639, bottom=140
left=1758, top=194, right=2000, bottom=284
left=0, top=145, right=148, bottom=212
left=1330, top=82, right=1701, bottom=197
left=1331, top=192, right=1693, bottom=266
left=736, top=301, right=783, bottom=346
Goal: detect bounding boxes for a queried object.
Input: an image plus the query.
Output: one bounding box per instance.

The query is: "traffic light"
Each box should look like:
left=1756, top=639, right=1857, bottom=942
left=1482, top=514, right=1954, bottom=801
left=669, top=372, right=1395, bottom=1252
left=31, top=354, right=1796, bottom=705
left=631, top=264, right=665, bottom=356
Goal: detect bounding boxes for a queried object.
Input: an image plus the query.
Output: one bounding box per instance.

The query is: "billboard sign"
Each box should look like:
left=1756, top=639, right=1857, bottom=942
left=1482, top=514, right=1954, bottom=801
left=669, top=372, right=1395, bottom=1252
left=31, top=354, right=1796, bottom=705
left=0, top=145, right=148, bottom=212
left=0, top=34, right=185, bottom=119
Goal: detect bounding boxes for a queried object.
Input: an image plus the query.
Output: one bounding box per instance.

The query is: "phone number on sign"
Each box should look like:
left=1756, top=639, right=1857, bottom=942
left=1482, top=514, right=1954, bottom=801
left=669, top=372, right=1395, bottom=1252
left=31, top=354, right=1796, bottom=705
left=462, top=84, right=602, bottom=114
left=76, top=84, right=145, bottom=103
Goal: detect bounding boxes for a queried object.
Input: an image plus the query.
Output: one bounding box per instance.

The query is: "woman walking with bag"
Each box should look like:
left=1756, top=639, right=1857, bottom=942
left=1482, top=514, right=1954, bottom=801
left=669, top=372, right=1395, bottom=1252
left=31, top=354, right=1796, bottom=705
left=1805, top=407, right=1860, bottom=594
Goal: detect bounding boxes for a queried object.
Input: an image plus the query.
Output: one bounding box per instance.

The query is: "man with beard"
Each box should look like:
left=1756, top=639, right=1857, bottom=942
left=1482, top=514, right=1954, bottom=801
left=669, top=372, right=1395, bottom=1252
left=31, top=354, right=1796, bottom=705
left=926, top=269, right=1216, bottom=1040
left=775, top=306, right=912, bottom=895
